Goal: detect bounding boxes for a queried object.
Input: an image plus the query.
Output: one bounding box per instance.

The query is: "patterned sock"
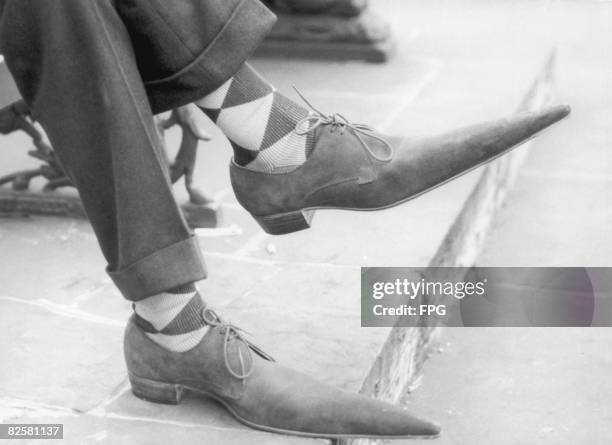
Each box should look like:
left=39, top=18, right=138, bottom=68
left=133, top=283, right=209, bottom=352
left=196, top=63, right=315, bottom=173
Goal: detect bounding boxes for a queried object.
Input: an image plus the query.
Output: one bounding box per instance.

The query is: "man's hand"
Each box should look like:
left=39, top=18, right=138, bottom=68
left=159, top=103, right=212, bottom=142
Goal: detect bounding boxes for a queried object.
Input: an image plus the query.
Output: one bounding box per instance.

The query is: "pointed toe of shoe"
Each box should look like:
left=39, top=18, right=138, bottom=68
left=376, top=405, right=441, bottom=438
left=557, top=104, right=572, bottom=118
left=545, top=103, right=572, bottom=119
left=528, top=103, right=572, bottom=130
left=405, top=417, right=442, bottom=438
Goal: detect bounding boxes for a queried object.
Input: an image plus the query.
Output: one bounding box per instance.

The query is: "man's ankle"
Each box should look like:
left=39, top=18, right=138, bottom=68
left=133, top=284, right=208, bottom=352
left=196, top=63, right=314, bottom=173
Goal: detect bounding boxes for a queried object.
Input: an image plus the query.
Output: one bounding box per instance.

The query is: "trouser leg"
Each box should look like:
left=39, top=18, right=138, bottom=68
left=0, top=0, right=206, bottom=300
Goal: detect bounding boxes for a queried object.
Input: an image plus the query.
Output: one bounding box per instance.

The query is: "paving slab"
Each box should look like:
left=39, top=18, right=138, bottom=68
left=0, top=300, right=125, bottom=412
left=478, top=175, right=612, bottom=267
left=404, top=328, right=612, bottom=445
left=0, top=218, right=106, bottom=304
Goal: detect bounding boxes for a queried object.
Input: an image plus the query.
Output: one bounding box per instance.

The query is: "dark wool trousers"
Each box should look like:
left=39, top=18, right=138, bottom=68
left=0, top=0, right=276, bottom=300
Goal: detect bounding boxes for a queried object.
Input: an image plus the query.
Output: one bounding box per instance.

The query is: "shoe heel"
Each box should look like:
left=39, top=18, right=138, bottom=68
left=129, top=374, right=184, bottom=405
left=255, top=210, right=314, bottom=235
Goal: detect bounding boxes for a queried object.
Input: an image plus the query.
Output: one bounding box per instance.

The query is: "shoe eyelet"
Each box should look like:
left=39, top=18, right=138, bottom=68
left=202, top=308, right=221, bottom=327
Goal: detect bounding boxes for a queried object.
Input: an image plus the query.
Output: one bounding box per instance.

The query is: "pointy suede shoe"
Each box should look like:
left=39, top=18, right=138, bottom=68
left=124, top=309, right=441, bottom=439
left=230, top=104, right=571, bottom=234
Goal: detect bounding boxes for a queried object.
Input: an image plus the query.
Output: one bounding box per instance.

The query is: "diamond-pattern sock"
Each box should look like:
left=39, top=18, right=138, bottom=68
left=196, top=63, right=314, bottom=173
left=133, top=284, right=209, bottom=352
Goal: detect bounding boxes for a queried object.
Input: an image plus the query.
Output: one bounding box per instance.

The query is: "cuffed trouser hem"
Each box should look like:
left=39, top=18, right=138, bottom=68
left=144, top=0, right=277, bottom=114
left=108, top=236, right=207, bottom=301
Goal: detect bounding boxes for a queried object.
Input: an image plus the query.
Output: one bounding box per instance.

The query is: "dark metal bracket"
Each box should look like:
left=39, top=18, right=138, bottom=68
left=0, top=100, right=222, bottom=228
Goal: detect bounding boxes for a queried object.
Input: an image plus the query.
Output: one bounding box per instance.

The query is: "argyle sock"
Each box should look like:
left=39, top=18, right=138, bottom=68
left=133, top=283, right=209, bottom=352
left=196, top=63, right=315, bottom=173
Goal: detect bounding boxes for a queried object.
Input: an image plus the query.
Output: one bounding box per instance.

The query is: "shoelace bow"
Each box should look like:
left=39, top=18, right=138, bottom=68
left=293, top=87, right=394, bottom=162
left=201, top=307, right=255, bottom=380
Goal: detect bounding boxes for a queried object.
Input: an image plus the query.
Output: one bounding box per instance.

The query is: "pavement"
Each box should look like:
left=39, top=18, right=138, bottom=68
left=0, top=1, right=610, bottom=444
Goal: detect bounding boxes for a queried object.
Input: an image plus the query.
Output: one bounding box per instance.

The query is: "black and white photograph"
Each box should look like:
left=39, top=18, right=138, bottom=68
left=0, top=0, right=610, bottom=444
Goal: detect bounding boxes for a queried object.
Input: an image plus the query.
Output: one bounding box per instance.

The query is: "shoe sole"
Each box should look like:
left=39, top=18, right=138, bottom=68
left=251, top=121, right=567, bottom=235
left=129, top=373, right=441, bottom=440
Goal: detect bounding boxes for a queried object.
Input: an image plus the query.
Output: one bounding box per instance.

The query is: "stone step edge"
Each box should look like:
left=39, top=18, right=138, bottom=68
left=344, top=49, right=559, bottom=445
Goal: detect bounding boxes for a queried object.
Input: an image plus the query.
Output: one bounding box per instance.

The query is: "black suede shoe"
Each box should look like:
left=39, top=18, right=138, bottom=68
left=230, top=103, right=571, bottom=234
left=125, top=309, right=441, bottom=440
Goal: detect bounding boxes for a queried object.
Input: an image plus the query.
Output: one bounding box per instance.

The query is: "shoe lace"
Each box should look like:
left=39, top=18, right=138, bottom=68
left=201, top=307, right=255, bottom=380
left=293, top=87, right=394, bottom=162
